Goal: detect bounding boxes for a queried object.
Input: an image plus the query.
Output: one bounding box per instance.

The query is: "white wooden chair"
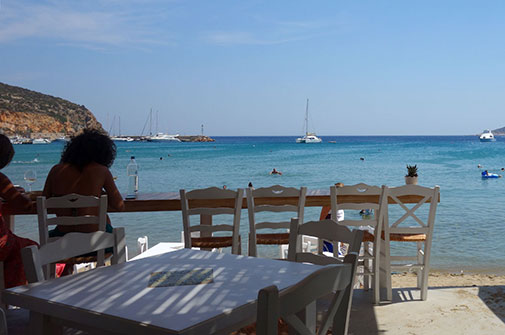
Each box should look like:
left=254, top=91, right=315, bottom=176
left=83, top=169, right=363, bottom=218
left=382, top=185, right=440, bottom=301
left=287, top=218, right=363, bottom=334
left=180, top=187, right=244, bottom=255
left=37, top=194, right=114, bottom=277
left=256, top=254, right=358, bottom=335
left=21, top=227, right=126, bottom=283
left=246, top=185, right=307, bottom=257
left=331, top=183, right=388, bottom=304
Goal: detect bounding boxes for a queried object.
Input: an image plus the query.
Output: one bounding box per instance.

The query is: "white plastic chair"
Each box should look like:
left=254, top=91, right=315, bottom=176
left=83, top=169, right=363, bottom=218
left=180, top=187, right=244, bottom=255
left=331, top=183, right=388, bottom=304
left=246, top=185, right=307, bottom=257
left=382, top=185, right=440, bottom=301
left=137, top=235, right=149, bottom=254
left=256, top=254, right=358, bottom=335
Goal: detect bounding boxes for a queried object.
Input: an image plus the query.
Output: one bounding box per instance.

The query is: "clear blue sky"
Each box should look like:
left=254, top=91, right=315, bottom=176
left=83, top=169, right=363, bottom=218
left=1, top=0, right=505, bottom=136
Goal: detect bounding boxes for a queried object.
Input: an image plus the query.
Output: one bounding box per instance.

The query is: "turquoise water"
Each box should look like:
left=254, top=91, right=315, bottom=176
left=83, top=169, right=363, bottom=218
left=5, top=136, right=505, bottom=273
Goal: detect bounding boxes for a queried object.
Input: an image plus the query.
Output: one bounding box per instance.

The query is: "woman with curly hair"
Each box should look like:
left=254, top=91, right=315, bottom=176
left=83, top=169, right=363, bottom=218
left=43, top=129, right=124, bottom=236
left=0, top=134, right=38, bottom=288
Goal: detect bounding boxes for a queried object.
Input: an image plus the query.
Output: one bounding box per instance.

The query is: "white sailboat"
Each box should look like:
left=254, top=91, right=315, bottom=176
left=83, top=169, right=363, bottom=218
left=144, top=109, right=180, bottom=142
left=296, top=99, right=322, bottom=143
left=110, top=116, right=134, bottom=142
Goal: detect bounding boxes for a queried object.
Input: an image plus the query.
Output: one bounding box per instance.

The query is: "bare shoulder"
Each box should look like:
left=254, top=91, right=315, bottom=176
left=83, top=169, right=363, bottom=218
left=85, top=162, right=109, bottom=173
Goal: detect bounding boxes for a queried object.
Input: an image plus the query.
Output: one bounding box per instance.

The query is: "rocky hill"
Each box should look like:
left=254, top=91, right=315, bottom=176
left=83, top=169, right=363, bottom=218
left=492, top=126, right=505, bottom=135
left=0, top=82, right=103, bottom=136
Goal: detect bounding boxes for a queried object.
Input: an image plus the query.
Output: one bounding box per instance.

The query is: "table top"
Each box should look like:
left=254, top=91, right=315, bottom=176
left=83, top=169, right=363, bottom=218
left=5, top=189, right=438, bottom=215
left=3, top=249, right=349, bottom=334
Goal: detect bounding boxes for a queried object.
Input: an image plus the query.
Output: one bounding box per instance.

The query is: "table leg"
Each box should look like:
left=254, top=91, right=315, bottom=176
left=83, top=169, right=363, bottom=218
left=29, top=311, right=63, bottom=335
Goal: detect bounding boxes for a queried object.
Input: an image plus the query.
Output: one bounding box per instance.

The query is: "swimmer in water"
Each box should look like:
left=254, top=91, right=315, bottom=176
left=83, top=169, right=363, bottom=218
left=478, top=164, right=482, bottom=168
left=270, top=168, right=282, bottom=175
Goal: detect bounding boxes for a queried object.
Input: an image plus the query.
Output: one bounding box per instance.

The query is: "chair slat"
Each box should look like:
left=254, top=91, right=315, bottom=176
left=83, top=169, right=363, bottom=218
left=255, top=221, right=291, bottom=230
left=254, top=205, right=298, bottom=213
left=46, top=216, right=99, bottom=226
left=188, top=207, right=235, bottom=215
left=45, top=193, right=101, bottom=208
left=189, top=224, right=234, bottom=233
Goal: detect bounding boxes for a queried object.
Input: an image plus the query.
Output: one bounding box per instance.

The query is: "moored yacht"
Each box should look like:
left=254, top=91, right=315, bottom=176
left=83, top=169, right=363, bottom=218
left=296, top=99, right=322, bottom=143
left=296, top=133, right=322, bottom=143
left=479, top=129, right=495, bottom=142
left=32, top=138, right=51, bottom=144
left=148, top=133, right=181, bottom=142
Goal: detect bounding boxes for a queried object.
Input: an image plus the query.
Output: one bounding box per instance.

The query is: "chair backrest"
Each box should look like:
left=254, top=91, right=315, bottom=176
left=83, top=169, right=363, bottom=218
left=37, top=194, right=108, bottom=266
left=21, top=227, right=126, bottom=283
left=246, top=185, right=307, bottom=256
left=256, top=254, right=358, bottom=335
left=331, top=183, right=384, bottom=227
left=288, top=218, right=364, bottom=263
left=385, top=184, right=440, bottom=236
left=180, top=187, right=244, bottom=254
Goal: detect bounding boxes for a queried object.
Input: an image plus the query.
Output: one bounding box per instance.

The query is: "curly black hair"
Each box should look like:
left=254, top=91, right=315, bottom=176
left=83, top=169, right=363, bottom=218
left=61, top=129, right=116, bottom=170
left=0, top=134, right=15, bottom=169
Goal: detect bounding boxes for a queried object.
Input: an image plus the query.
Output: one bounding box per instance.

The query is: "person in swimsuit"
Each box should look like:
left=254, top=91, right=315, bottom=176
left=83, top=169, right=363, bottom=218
left=0, top=134, right=39, bottom=288
left=43, top=129, right=124, bottom=236
left=270, top=168, right=282, bottom=175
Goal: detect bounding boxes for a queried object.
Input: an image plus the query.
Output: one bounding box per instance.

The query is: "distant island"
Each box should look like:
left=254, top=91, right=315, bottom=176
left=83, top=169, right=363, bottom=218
left=0, top=82, right=213, bottom=142
left=492, top=127, right=505, bottom=135
left=0, top=82, right=103, bottom=138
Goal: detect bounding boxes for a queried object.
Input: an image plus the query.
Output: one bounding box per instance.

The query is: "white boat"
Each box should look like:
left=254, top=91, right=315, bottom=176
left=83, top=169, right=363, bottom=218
left=111, top=136, right=134, bottom=142
left=479, top=129, right=496, bottom=142
left=296, top=99, right=322, bottom=143
left=32, top=138, right=51, bottom=144
left=148, top=133, right=181, bottom=142
left=53, top=136, right=69, bottom=143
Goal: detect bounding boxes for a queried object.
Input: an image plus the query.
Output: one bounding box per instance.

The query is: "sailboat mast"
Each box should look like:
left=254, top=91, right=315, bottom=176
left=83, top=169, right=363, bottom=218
left=149, top=108, right=153, bottom=136
left=119, top=116, right=121, bottom=137
left=305, top=98, right=309, bottom=136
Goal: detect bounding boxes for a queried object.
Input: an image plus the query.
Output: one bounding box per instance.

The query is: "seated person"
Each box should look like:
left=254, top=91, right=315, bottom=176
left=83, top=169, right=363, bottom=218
left=42, top=129, right=124, bottom=237
left=0, top=134, right=39, bottom=288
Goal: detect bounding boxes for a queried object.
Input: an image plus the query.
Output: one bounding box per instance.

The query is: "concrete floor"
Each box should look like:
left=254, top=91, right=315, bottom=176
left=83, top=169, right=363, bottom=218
left=5, top=286, right=505, bottom=334
left=349, top=286, right=505, bottom=335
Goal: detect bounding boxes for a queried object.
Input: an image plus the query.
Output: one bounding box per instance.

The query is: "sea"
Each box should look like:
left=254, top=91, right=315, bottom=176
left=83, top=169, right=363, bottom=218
left=5, top=136, right=505, bottom=274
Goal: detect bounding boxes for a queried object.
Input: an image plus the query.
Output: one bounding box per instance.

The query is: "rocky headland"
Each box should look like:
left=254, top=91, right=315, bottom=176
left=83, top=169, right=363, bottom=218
left=0, top=82, right=103, bottom=137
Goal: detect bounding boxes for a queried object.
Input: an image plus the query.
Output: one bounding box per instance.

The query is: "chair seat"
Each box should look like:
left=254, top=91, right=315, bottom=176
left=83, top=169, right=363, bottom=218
left=191, top=236, right=241, bottom=249
left=362, top=230, right=427, bottom=242
left=256, top=233, right=290, bottom=245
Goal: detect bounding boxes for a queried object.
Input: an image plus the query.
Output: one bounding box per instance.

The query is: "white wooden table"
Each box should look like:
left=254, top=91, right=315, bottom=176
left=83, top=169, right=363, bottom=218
left=2, top=249, right=351, bottom=334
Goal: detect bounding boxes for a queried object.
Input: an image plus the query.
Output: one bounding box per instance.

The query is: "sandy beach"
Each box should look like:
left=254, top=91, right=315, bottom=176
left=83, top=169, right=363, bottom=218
left=393, top=271, right=505, bottom=288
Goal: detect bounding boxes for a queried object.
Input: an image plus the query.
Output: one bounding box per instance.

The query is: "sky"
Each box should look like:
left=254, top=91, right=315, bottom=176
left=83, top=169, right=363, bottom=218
left=1, top=0, right=505, bottom=136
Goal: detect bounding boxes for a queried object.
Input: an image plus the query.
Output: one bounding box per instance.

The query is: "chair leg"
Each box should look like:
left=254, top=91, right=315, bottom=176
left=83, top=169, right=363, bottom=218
left=379, top=238, right=392, bottom=302
left=417, top=242, right=423, bottom=289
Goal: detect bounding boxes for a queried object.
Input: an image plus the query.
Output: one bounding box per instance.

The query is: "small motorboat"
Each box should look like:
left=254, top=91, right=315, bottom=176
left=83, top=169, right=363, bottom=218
left=479, top=130, right=496, bottom=142
left=482, top=171, right=501, bottom=178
